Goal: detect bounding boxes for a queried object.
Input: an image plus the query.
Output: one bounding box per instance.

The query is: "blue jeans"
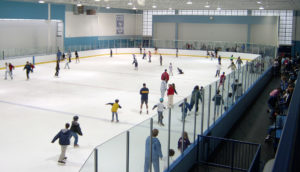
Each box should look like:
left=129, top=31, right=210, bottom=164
left=144, top=157, right=160, bottom=172
left=71, top=131, right=78, bottom=145
left=158, top=111, right=163, bottom=124
left=112, top=112, right=118, bottom=121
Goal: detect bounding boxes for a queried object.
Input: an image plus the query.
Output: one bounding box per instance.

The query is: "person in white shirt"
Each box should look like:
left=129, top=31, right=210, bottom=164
left=215, top=63, right=221, bottom=77
left=169, top=63, right=173, bottom=76
left=152, top=98, right=166, bottom=126
left=160, top=79, right=167, bottom=99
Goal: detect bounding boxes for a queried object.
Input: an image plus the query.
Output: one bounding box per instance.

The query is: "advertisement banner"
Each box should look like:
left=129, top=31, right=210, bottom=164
left=116, top=15, right=124, bottom=34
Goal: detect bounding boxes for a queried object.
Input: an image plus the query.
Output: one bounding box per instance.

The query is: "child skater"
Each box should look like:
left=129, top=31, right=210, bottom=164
left=169, top=63, right=173, bottom=76
left=152, top=98, right=166, bottom=126
left=55, top=61, right=60, bottom=77
left=23, top=61, right=33, bottom=80
left=75, top=50, right=80, bottom=63
left=179, top=98, right=191, bottom=121
left=142, top=50, right=146, bottom=60
left=148, top=51, right=152, bottom=63
left=132, top=54, right=138, bottom=70
left=8, top=63, right=15, bottom=80
left=160, top=54, right=163, bottom=66
left=215, top=63, right=221, bottom=77
left=106, top=99, right=122, bottom=122
left=177, top=67, right=184, bottom=74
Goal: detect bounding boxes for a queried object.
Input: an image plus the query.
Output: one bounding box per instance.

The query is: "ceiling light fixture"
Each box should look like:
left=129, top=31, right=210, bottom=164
left=38, top=0, right=45, bottom=3
left=132, top=6, right=137, bottom=10
left=205, top=4, right=210, bottom=8
left=257, top=1, right=262, bottom=4
left=217, top=7, right=221, bottom=10
left=77, top=3, right=82, bottom=7
left=128, top=2, right=133, bottom=5
left=169, top=7, right=172, bottom=10
left=95, top=0, right=100, bottom=2
left=152, top=5, right=157, bottom=8
left=259, top=6, right=264, bottom=10
left=106, top=6, right=110, bottom=9
left=186, top=1, right=192, bottom=5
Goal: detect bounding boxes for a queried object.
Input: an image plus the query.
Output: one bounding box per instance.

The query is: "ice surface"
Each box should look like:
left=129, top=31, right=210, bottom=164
left=0, top=53, right=233, bottom=172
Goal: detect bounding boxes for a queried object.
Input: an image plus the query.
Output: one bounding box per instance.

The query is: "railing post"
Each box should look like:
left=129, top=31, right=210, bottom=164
left=94, top=148, right=98, bottom=172
left=149, top=118, right=153, bottom=172
left=126, top=131, right=129, bottom=172
left=167, top=108, right=171, bottom=170
left=193, top=103, right=197, bottom=142
left=201, top=89, right=205, bottom=135
left=181, top=102, right=185, bottom=154
left=208, top=85, right=211, bottom=128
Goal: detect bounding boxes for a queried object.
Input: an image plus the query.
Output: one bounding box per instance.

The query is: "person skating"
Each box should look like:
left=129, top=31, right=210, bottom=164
left=212, top=90, right=224, bottom=117
left=236, top=56, right=243, bottom=70
left=159, top=54, right=163, bottom=66
left=152, top=98, right=166, bottom=126
left=167, top=84, right=175, bottom=108
left=4, top=63, right=10, bottom=80
left=190, top=85, right=202, bottom=114
left=106, top=99, right=122, bottom=122
left=148, top=51, right=152, bottom=63
left=176, top=48, right=178, bottom=58
left=160, top=79, right=167, bottom=99
left=142, top=50, right=147, bottom=60
left=179, top=98, right=191, bottom=121
left=218, top=72, right=226, bottom=90
left=23, top=61, right=33, bottom=80
left=218, top=55, right=221, bottom=65
left=161, top=69, right=169, bottom=83
left=57, top=49, right=62, bottom=62
left=64, top=50, right=71, bottom=69
left=169, top=63, right=173, bottom=76
left=70, top=116, right=83, bottom=147
left=215, top=63, right=221, bottom=77
left=30, top=63, right=35, bottom=73
left=177, top=67, right=184, bottom=74
left=110, top=49, right=113, bottom=57
left=228, top=61, right=237, bottom=71
left=51, top=123, right=72, bottom=164
left=55, top=61, right=60, bottom=77
left=140, top=83, right=149, bottom=114
left=132, top=54, right=138, bottom=70
left=8, top=63, right=15, bottom=80
left=75, top=50, right=80, bottom=63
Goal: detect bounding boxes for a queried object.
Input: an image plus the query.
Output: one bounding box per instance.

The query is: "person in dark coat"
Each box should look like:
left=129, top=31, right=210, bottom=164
left=55, top=61, right=60, bottom=77
left=178, top=131, right=191, bottom=153
left=51, top=123, right=72, bottom=164
left=70, top=116, right=83, bottom=147
left=190, top=85, right=202, bottom=113
left=23, top=61, right=33, bottom=80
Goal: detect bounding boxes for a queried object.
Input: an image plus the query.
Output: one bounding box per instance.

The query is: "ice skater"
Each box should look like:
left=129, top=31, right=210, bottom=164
left=64, top=50, right=71, bottom=69
left=169, top=63, right=173, bottom=76
left=148, top=51, right=152, bottom=63
left=106, top=99, right=122, bottom=122
left=236, top=56, right=243, bottom=70
left=8, top=63, right=15, bottom=80
left=110, top=49, right=113, bottom=57
left=190, top=85, right=202, bottom=114
left=140, top=83, right=149, bottom=114
left=132, top=54, right=138, bottom=70
left=55, top=61, right=60, bottom=77
left=212, top=90, right=224, bottom=117
left=140, top=46, right=142, bottom=54
left=177, top=67, right=184, bottom=74
left=218, top=72, right=226, bottom=90
left=70, top=116, right=83, bottom=147
left=51, top=123, right=72, bottom=164
left=218, top=55, right=221, bottom=65
left=159, top=54, right=163, bottom=66
left=57, top=49, right=62, bottom=62
left=167, top=84, right=175, bottom=108
left=152, top=98, right=166, bottom=126
left=179, top=98, right=191, bottom=121
left=160, top=79, right=167, bottom=99
left=215, top=63, right=221, bottom=77
left=23, top=61, right=33, bottom=80
left=228, top=61, right=237, bottom=71
left=142, top=50, right=147, bottom=60
left=176, top=48, right=178, bottom=58
left=161, top=69, right=169, bottom=83
left=4, top=63, right=10, bottom=80
left=75, top=50, right=80, bottom=63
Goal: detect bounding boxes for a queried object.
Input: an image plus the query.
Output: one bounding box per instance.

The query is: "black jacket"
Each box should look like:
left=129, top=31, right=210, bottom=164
left=70, top=121, right=83, bottom=135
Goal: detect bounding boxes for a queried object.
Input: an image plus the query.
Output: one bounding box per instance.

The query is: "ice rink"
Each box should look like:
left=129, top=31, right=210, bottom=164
left=0, top=52, right=235, bottom=172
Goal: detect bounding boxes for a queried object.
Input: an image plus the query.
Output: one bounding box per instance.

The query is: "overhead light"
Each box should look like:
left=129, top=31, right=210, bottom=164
left=128, top=2, right=133, bottom=5
left=106, top=6, right=110, bottom=9
left=205, top=5, right=210, bottom=8
left=186, top=1, right=192, bottom=5
left=257, top=1, right=262, bottom=4
left=259, top=6, right=264, bottom=10
left=169, top=7, right=172, bottom=10
left=132, top=6, right=137, bottom=10
left=77, top=3, right=82, bottom=7
left=217, top=7, right=221, bottom=10
left=95, top=0, right=100, bottom=1
left=38, top=0, right=45, bottom=3
left=152, top=5, right=157, bottom=8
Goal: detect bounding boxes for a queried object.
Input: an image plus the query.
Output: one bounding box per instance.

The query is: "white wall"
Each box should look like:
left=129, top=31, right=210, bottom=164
left=0, top=20, right=58, bottom=50
left=178, top=23, right=248, bottom=42
left=250, top=24, right=278, bottom=45
left=65, top=12, right=142, bottom=37
left=153, top=23, right=176, bottom=40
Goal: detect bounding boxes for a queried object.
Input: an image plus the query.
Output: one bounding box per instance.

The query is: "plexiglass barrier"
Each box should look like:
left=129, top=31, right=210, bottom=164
left=78, top=45, right=275, bottom=172
left=1, top=39, right=276, bottom=60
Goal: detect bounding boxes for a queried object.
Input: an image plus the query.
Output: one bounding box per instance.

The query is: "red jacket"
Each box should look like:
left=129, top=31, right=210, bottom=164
left=161, top=72, right=169, bottom=82
left=167, top=86, right=175, bottom=95
left=9, top=64, right=14, bottom=71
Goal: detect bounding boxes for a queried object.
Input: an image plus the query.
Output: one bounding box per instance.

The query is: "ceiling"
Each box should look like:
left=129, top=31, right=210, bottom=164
left=16, top=0, right=300, bottom=10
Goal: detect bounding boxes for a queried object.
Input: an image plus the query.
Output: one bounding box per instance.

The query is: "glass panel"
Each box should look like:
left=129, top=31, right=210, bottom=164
left=79, top=151, right=95, bottom=172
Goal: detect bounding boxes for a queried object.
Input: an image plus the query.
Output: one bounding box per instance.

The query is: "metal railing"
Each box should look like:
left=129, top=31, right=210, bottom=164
left=197, top=135, right=261, bottom=172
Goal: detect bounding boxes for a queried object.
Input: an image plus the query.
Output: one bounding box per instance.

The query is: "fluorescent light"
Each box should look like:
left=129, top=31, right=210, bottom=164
left=38, top=0, right=45, bottom=3
left=106, top=6, right=110, bottom=9
left=257, top=1, right=262, bottom=4
left=128, top=2, right=133, bottom=5
left=186, top=1, right=192, bottom=5
left=217, top=7, right=221, bottom=10
left=169, top=7, right=172, bottom=10
left=77, top=3, right=82, bottom=7
left=205, top=5, right=210, bottom=8
left=259, top=6, right=264, bottom=10
left=152, top=5, right=157, bottom=8
left=95, top=0, right=100, bottom=1
left=132, top=6, right=137, bottom=10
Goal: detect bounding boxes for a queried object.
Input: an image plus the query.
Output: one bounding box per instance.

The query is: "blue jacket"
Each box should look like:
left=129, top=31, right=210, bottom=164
left=52, top=129, right=72, bottom=145
left=179, top=102, right=191, bottom=114
left=145, top=136, right=163, bottom=160
left=212, top=94, right=224, bottom=106
left=140, top=87, right=149, bottom=100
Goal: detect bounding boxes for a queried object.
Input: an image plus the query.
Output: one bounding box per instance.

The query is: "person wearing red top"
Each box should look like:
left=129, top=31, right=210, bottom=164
left=167, top=84, right=175, bottom=108
left=218, top=72, right=226, bottom=90
left=161, top=69, right=169, bottom=83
